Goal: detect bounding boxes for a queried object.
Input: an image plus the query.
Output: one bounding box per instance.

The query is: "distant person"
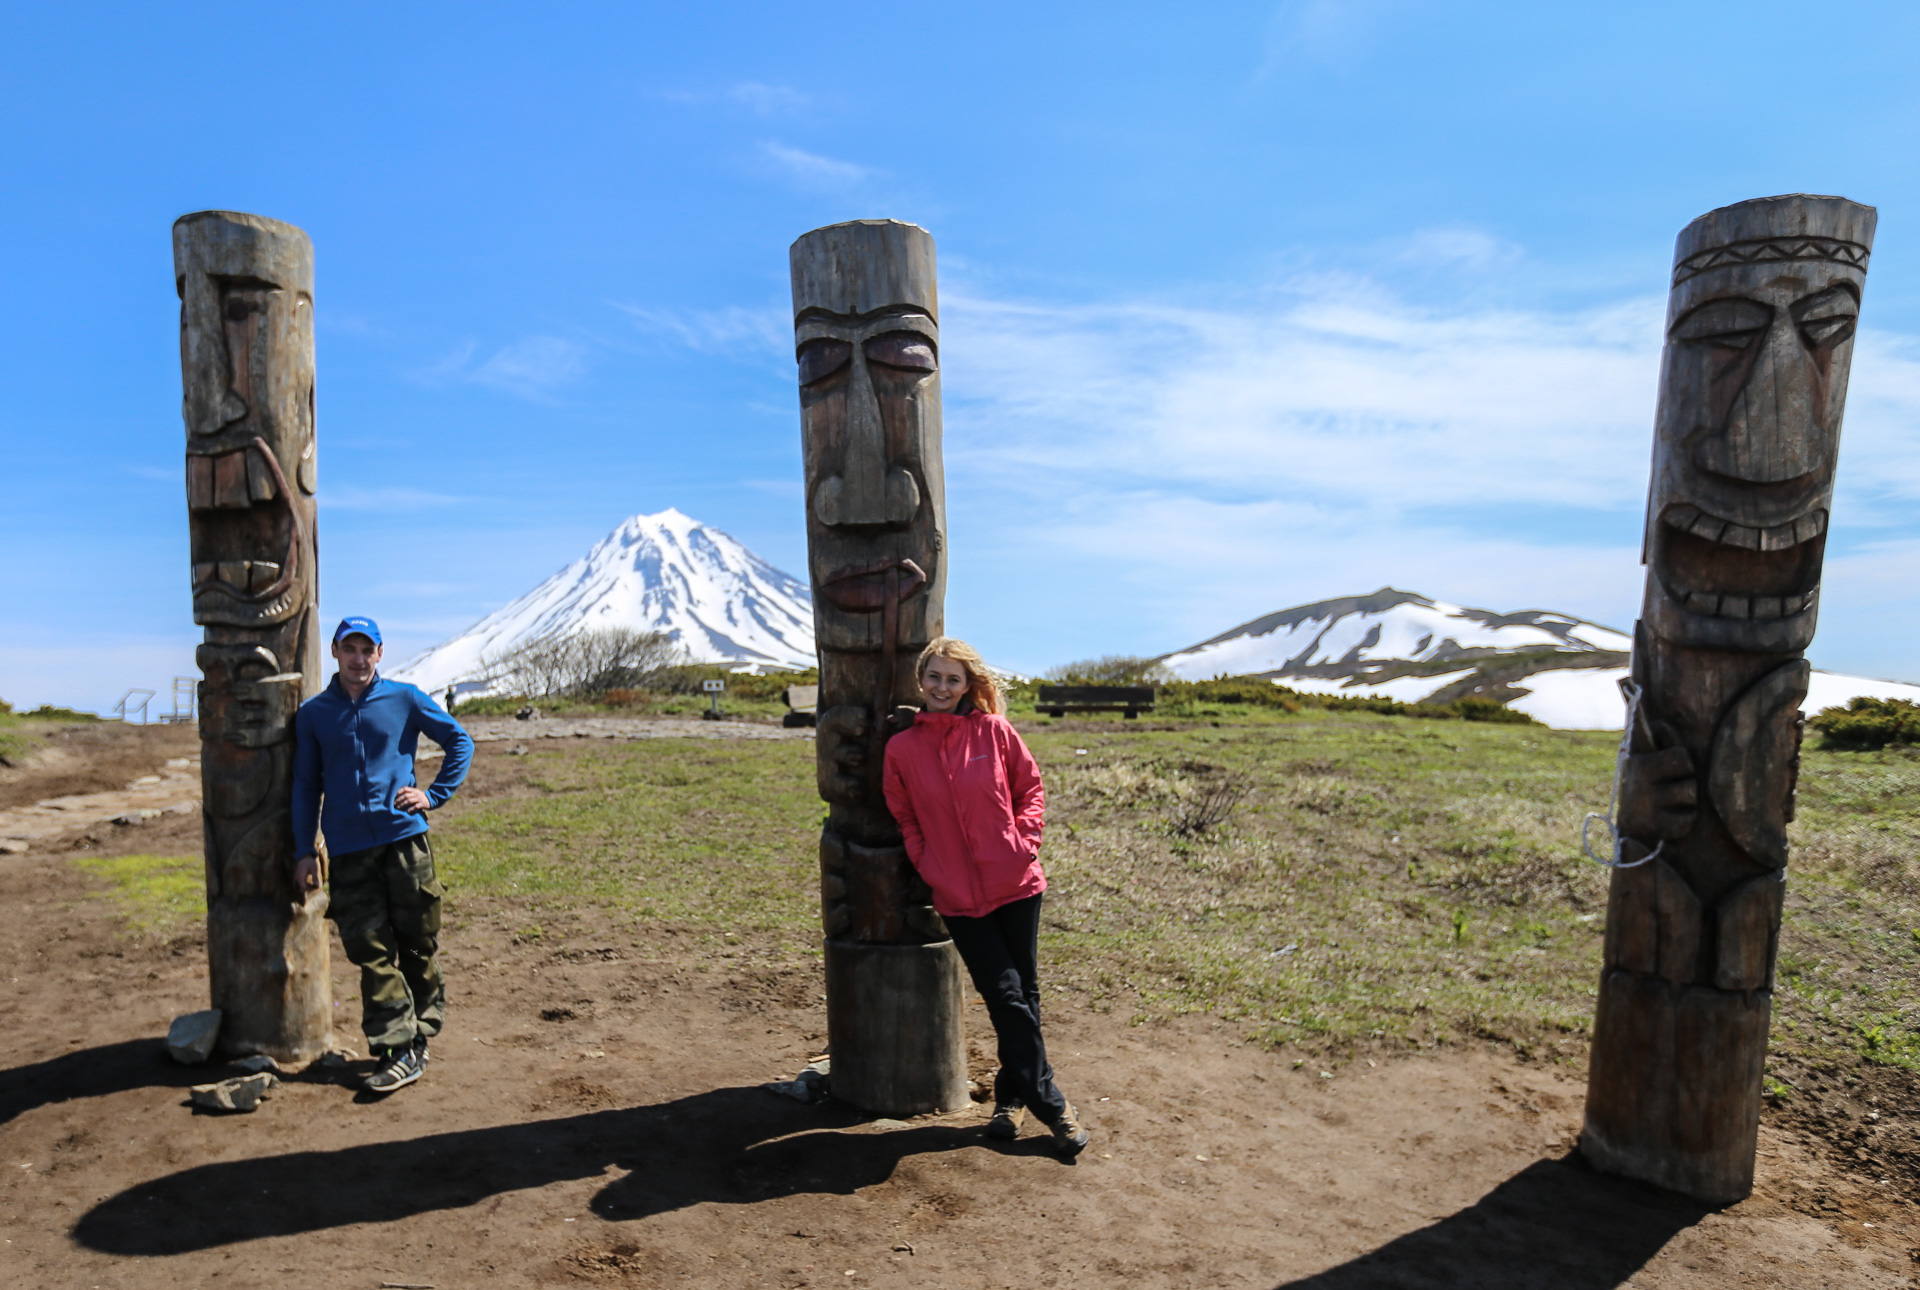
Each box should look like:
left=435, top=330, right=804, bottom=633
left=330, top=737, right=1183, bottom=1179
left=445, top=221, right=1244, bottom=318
left=293, top=617, right=474, bottom=1096
left=882, top=636, right=1090, bottom=1159
left=444, top=685, right=457, bottom=713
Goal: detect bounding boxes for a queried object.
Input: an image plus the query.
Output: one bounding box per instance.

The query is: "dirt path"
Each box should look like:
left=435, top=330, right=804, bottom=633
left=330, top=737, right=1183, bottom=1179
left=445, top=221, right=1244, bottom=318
left=0, top=727, right=1912, bottom=1287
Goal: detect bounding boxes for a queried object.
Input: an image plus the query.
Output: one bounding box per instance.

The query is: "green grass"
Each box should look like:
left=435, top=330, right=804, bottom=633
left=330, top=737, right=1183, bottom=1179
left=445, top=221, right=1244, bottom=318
left=0, top=708, right=96, bottom=765
left=432, top=739, right=824, bottom=940
left=68, top=705, right=1920, bottom=1075
left=74, top=854, right=205, bottom=935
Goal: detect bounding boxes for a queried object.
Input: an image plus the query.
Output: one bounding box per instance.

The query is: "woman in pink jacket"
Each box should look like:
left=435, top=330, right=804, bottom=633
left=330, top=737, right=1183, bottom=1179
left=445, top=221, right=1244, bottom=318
left=883, top=636, right=1090, bottom=1159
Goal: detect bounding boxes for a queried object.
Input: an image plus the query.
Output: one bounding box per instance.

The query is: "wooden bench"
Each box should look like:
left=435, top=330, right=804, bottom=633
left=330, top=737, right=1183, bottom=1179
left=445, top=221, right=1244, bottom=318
left=1036, top=684, right=1156, bottom=719
left=782, top=684, right=819, bottom=728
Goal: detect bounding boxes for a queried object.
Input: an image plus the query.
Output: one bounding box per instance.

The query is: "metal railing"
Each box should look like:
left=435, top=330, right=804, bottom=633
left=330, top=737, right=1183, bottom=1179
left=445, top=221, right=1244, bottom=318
left=112, top=689, right=156, bottom=724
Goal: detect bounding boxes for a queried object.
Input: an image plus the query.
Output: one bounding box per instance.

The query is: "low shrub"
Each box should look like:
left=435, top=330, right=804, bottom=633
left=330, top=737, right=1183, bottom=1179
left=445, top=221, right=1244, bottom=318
left=1810, top=697, right=1920, bottom=750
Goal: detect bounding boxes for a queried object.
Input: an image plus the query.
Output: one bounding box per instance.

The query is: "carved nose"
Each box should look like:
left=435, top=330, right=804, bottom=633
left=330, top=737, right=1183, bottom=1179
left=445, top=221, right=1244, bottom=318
left=1696, top=315, right=1823, bottom=482
left=810, top=351, right=921, bottom=527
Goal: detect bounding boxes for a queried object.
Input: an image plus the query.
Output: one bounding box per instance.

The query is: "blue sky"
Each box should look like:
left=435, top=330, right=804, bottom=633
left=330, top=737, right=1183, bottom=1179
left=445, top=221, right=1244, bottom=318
left=8, top=1, right=1920, bottom=711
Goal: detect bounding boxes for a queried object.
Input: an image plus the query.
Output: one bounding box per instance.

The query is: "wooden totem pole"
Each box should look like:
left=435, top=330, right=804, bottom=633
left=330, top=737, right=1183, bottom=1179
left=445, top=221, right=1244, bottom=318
left=792, top=219, right=969, bottom=1115
left=176, top=211, right=332, bottom=1062
left=1583, top=195, right=1874, bottom=1202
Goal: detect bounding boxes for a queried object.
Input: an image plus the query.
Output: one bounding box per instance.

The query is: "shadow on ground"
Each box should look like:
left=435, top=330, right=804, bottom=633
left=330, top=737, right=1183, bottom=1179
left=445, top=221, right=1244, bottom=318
left=0, top=1039, right=207, bottom=1127
left=73, top=1086, right=1053, bottom=1254
left=1274, top=1154, right=1712, bottom=1290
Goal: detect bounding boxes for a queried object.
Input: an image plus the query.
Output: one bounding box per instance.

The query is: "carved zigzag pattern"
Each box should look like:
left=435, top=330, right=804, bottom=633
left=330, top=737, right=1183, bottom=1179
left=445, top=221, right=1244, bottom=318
left=1673, top=236, right=1870, bottom=284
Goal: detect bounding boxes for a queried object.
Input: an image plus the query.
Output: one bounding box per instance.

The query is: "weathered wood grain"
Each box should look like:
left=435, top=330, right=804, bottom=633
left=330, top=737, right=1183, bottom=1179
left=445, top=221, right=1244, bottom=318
left=793, top=219, right=966, bottom=1114
left=176, top=210, right=330, bottom=1063
left=1583, top=194, right=1874, bottom=1202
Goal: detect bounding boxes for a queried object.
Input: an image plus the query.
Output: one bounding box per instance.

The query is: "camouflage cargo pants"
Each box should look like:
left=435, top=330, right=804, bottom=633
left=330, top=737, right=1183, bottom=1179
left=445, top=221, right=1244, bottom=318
left=328, top=833, right=446, bottom=1052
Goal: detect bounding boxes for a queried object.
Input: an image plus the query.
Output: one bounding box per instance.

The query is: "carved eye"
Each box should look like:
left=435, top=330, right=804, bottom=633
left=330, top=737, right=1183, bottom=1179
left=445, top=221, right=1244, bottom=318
left=1673, top=297, right=1773, bottom=351
left=1794, top=286, right=1859, bottom=352
left=865, top=335, right=937, bottom=372
left=797, top=339, right=851, bottom=386
left=225, top=299, right=250, bottom=323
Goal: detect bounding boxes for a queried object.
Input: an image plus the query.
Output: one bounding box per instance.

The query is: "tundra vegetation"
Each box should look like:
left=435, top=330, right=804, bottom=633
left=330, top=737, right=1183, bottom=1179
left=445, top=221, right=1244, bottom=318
left=75, top=695, right=1920, bottom=1096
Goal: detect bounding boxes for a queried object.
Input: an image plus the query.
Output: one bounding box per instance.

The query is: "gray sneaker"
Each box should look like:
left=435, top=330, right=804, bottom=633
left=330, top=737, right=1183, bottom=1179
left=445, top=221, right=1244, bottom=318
left=364, top=1044, right=425, bottom=1095
left=987, top=1099, right=1027, bottom=1140
left=1050, top=1101, right=1091, bottom=1158
left=412, top=1034, right=431, bottom=1068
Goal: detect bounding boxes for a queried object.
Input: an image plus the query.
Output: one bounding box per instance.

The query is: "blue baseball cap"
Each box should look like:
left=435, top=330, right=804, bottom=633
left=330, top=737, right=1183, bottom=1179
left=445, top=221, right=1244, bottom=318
left=332, top=616, right=382, bottom=646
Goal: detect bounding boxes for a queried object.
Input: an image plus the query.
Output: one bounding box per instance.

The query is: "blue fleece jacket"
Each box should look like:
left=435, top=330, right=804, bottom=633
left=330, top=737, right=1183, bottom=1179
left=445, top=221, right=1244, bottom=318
left=292, top=674, right=474, bottom=859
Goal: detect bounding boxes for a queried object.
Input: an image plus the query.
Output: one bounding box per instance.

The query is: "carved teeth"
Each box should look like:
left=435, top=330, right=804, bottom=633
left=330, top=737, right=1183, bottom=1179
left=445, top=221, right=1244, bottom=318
left=1662, top=504, right=1827, bottom=551
left=1669, top=586, right=1817, bottom=620
left=246, top=451, right=277, bottom=502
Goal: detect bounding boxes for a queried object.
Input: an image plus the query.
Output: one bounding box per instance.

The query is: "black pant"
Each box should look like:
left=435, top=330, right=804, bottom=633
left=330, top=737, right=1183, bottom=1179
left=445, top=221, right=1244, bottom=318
left=944, top=893, right=1068, bottom=1126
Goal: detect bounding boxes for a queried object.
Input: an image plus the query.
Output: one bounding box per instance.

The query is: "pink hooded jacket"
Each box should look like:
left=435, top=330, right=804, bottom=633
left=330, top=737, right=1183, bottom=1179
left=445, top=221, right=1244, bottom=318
left=882, top=707, right=1047, bottom=919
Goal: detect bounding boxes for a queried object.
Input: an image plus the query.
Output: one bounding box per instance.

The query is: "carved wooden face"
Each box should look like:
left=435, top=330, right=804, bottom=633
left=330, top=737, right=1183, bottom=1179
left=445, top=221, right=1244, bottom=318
left=796, top=309, right=945, bottom=654
left=1645, top=254, right=1864, bottom=651
left=182, top=277, right=317, bottom=628
left=196, top=643, right=302, bottom=748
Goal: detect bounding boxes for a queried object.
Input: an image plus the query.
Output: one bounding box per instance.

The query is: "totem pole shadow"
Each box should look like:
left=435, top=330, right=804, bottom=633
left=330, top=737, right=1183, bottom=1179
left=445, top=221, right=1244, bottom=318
left=72, top=1085, right=988, bottom=1255
left=0, top=1038, right=204, bottom=1128
left=1273, top=1154, right=1713, bottom=1290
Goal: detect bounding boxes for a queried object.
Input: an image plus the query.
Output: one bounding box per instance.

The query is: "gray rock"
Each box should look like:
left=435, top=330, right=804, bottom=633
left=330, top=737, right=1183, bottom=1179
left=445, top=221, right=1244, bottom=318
left=189, top=1071, right=277, bottom=1113
left=166, top=1009, right=222, bottom=1065
left=762, top=1057, right=831, bottom=1103
left=232, top=1054, right=281, bottom=1074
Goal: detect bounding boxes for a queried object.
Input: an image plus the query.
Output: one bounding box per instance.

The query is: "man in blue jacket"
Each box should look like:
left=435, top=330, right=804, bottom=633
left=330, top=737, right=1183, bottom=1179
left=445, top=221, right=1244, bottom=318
left=293, top=616, right=474, bottom=1095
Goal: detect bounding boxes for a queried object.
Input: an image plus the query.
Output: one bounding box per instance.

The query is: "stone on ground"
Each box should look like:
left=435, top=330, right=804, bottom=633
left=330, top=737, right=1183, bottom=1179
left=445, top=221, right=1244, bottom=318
left=166, top=1009, right=222, bottom=1065
left=189, top=1071, right=277, bottom=1113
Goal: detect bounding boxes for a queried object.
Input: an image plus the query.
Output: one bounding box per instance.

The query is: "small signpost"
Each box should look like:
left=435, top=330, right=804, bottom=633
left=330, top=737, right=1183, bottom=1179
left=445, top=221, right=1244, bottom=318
left=702, top=678, right=725, bottom=721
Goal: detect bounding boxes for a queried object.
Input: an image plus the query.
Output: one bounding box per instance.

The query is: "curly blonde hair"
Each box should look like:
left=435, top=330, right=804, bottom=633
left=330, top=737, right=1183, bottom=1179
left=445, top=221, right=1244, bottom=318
left=915, top=636, right=1003, bottom=715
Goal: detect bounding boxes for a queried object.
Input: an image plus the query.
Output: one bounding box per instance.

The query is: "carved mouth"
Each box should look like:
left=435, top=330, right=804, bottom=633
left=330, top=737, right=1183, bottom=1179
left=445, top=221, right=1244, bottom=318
left=1659, top=584, right=1818, bottom=622
left=820, top=558, right=927, bottom=612
left=1653, top=503, right=1824, bottom=623
left=1662, top=502, right=1827, bottom=552
left=187, top=436, right=303, bottom=622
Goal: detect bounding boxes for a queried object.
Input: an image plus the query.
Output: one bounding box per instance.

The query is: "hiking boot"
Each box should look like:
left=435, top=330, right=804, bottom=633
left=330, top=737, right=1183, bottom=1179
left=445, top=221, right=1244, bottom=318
left=987, top=1099, right=1027, bottom=1140
left=1050, top=1102, right=1091, bottom=1158
left=364, top=1044, right=425, bottom=1095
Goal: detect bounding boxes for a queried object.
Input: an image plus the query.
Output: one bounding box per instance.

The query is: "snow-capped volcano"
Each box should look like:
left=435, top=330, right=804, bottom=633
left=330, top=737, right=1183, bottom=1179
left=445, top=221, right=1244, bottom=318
left=389, top=509, right=814, bottom=693
left=1160, top=587, right=1631, bottom=682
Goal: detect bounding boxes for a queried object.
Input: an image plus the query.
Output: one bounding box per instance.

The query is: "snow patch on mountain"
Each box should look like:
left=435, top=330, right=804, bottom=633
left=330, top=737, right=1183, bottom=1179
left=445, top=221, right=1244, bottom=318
left=1163, top=586, right=1920, bottom=729
left=389, top=509, right=814, bottom=694
left=1160, top=587, right=1630, bottom=681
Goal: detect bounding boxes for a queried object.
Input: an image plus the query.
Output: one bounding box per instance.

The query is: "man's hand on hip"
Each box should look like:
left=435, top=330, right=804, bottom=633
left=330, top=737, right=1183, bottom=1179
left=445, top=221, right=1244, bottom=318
left=395, top=786, right=431, bottom=814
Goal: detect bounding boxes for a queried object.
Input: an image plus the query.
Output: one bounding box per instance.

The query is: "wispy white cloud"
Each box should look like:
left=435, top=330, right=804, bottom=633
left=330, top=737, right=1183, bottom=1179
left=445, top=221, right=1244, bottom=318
left=628, top=257, right=1920, bottom=678
left=472, top=336, right=589, bottom=397
left=414, top=335, right=590, bottom=401
left=727, top=82, right=813, bottom=115
left=1252, top=0, right=1394, bottom=82
left=929, top=275, right=1920, bottom=673
left=662, top=81, right=817, bottom=117
left=756, top=140, right=868, bottom=191
left=613, top=301, right=787, bottom=362
left=939, top=281, right=1665, bottom=514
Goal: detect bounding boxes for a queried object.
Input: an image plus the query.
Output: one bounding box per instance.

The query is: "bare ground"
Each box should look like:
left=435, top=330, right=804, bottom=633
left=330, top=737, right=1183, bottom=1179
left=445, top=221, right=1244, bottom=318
left=0, top=724, right=1914, bottom=1288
